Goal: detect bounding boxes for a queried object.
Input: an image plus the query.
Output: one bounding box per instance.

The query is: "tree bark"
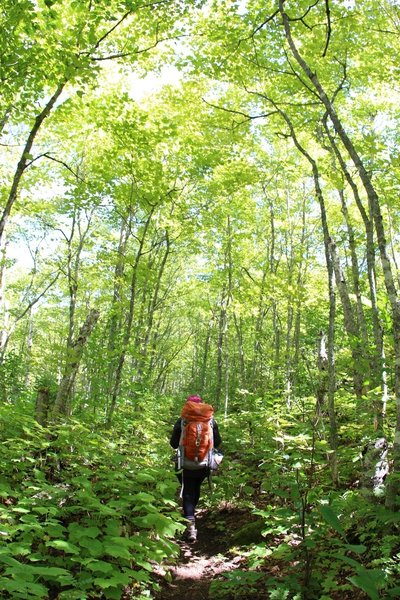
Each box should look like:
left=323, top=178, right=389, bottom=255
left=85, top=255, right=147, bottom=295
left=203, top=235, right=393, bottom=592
left=106, top=208, right=154, bottom=425
left=279, top=0, right=400, bottom=506
left=233, top=312, right=246, bottom=388
left=323, top=122, right=385, bottom=426
left=106, top=215, right=131, bottom=404
left=275, top=105, right=338, bottom=482
left=52, top=308, right=100, bottom=419
left=328, top=237, right=364, bottom=398
left=35, top=386, right=52, bottom=427
left=0, top=237, right=8, bottom=357
left=137, top=231, right=171, bottom=382
left=215, top=301, right=227, bottom=410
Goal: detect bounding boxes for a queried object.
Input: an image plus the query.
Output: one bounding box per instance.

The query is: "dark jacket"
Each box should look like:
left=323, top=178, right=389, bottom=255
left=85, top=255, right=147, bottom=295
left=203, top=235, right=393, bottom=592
left=170, top=417, right=222, bottom=450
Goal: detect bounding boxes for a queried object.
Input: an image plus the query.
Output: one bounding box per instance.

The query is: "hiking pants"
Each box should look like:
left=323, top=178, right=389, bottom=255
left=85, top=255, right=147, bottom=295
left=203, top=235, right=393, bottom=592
left=177, top=469, right=208, bottom=519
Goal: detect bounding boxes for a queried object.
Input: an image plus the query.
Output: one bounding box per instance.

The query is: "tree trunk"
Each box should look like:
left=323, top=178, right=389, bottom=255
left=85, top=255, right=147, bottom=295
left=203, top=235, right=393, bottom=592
left=35, top=386, right=52, bottom=426
left=0, top=238, right=8, bottom=358
left=339, top=189, right=369, bottom=348
left=106, top=208, right=154, bottom=425
left=327, top=263, right=339, bottom=486
left=251, top=265, right=268, bottom=393
left=275, top=105, right=339, bottom=482
left=52, top=308, right=100, bottom=419
left=106, top=216, right=131, bottom=404
left=291, top=197, right=308, bottom=399
left=24, top=307, right=34, bottom=387
left=328, top=237, right=364, bottom=398
left=323, top=122, right=385, bottom=428
left=199, top=320, right=212, bottom=393
left=137, top=231, right=170, bottom=381
left=0, top=83, right=65, bottom=245
left=215, top=301, right=227, bottom=409
left=272, top=301, right=281, bottom=392
left=280, top=2, right=399, bottom=506
left=316, top=331, right=328, bottom=416
left=233, top=312, right=246, bottom=388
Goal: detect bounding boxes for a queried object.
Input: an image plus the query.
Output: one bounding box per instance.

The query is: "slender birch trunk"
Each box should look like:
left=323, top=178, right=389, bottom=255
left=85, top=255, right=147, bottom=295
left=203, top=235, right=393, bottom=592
left=52, top=308, right=100, bottom=419
left=138, top=232, right=170, bottom=378
left=0, top=238, right=8, bottom=359
left=199, top=320, right=212, bottom=393
left=215, top=295, right=227, bottom=409
left=106, top=208, right=154, bottom=425
left=233, top=312, right=246, bottom=388
left=24, top=307, right=34, bottom=387
left=106, top=216, right=131, bottom=404
left=251, top=265, right=268, bottom=392
left=328, top=237, right=364, bottom=398
left=275, top=106, right=339, bottom=482
left=279, top=2, right=399, bottom=506
left=292, top=196, right=308, bottom=399
left=323, top=123, right=385, bottom=429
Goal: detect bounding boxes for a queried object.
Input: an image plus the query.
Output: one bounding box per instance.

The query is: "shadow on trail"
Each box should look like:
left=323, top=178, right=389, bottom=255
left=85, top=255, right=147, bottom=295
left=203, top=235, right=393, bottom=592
left=153, top=509, right=247, bottom=600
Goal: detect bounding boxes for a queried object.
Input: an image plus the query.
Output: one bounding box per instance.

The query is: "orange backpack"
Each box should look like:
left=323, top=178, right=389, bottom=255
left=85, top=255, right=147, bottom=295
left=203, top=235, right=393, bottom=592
left=178, top=401, right=214, bottom=469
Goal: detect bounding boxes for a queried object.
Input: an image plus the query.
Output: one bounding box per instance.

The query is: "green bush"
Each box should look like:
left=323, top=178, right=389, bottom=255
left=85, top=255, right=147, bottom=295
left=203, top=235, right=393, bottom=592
left=0, top=406, right=182, bottom=599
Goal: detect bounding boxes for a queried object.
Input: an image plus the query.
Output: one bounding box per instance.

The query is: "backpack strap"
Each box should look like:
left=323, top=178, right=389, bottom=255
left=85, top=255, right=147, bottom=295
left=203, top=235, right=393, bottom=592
left=207, top=418, right=214, bottom=493
left=177, top=418, right=185, bottom=470
left=194, top=422, right=203, bottom=462
left=178, top=418, right=185, bottom=498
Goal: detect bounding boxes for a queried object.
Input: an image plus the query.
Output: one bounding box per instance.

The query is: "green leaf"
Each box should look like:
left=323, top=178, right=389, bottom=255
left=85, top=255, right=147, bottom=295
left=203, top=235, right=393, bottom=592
left=46, top=540, right=80, bottom=554
left=135, top=472, right=155, bottom=483
left=94, top=571, right=130, bottom=588
left=105, top=520, right=122, bottom=536
left=132, top=512, right=177, bottom=536
left=0, top=553, right=23, bottom=567
left=68, top=523, right=101, bottom=541
left=319, top=505, right=345, bottom=538
left=30, top=566, right=74, bottom=583
left=135, top=558, right=153, bottom=571
left=78, top=537, right=103, bottom=556
left=344, top=544, right=367, bottom=554
left=103, top=543, right=131, bottom=559
left=0, top=577, right=48, bottom=598
left=129, top=569, right=150, bottom=583
left=131, top=492, right=156, bottom=503
left=8, top=543, right=31, bottom=557
left=348, top=569, right=383, bottom=600
left=86, top=560, right=114, bottom=574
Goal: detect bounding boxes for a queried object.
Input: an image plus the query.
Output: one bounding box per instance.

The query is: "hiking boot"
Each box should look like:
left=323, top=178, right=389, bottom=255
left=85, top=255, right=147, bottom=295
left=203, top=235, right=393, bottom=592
left=186, top=519, right=197, bottom=543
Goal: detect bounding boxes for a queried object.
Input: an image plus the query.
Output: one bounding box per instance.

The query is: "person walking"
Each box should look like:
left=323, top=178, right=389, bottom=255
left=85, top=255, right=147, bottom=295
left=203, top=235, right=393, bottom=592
left=170, top=394, right=222, bottom=542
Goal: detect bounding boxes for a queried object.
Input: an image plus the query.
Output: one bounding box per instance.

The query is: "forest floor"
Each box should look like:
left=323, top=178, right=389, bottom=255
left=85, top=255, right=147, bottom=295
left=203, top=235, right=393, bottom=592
left=151, top=506, right=368, bottom=600
left=153, top=507, right=250, bottom=600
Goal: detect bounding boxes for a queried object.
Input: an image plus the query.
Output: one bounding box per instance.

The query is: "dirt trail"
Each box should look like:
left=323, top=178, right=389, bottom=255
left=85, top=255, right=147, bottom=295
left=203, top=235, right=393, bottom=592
left=154, top=509, right=246, bottom=600
left=152, top=507, right=371, bottom=600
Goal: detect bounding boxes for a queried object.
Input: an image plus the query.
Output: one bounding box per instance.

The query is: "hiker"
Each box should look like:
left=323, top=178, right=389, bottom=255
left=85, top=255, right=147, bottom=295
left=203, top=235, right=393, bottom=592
left=170, top=394, right=222, bottom=542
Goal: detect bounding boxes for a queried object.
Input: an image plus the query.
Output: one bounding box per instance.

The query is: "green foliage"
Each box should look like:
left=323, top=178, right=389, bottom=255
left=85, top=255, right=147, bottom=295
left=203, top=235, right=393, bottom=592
left=2, top=0, right=400, bottom=596
left=209, top=398, right=399, bottom=600
left=209, top=570, right=264, bottom=599
left=0, top=404, right=182, bottom=599
left=0, top=351, right=26, bottom=402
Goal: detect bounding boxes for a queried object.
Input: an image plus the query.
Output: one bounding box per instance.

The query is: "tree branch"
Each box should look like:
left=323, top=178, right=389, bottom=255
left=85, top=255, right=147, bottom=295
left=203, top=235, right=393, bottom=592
left=322, top=0, right=332, bottom=57
left=251, top=9, right=280, bottom=37
left=92, top=11, right=132, bottom=51
left=202, top=97, right=277, bottom=125
left=91, top=32, right=185, bottom=61
left=42, top=153, right=85, bottom=182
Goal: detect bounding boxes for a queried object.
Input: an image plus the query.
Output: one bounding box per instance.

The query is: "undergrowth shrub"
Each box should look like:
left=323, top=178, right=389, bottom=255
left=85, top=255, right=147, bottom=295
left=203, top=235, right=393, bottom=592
left=0, top=405, right=183, bottom=599
left=209, top=398, right=400, bottom=600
